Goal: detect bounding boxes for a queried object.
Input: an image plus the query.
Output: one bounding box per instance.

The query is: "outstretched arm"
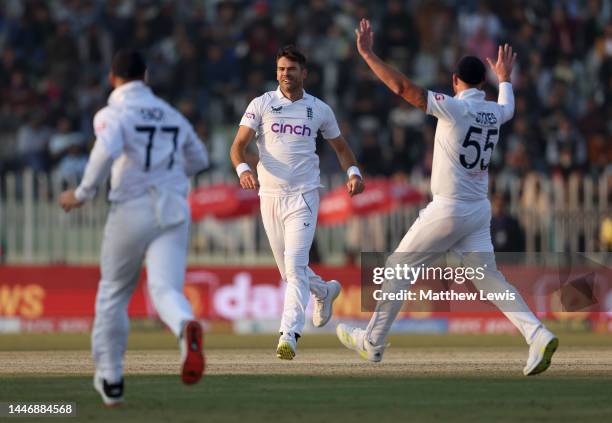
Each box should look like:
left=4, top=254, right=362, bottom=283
left=355, top=18, right=427, bottom=112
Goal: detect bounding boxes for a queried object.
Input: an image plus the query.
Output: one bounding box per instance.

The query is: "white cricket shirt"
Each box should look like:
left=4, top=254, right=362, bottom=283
left=75, top=81, right=209, bottom=202
left=239, top=87, right=341, bottom=196
left=426, top=82, right=514, bottom=201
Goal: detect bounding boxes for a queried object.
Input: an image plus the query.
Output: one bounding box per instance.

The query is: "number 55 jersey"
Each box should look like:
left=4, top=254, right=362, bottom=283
left=426, top=82, right=514, bottom=201
left=75, top=81, right=208, bottom=203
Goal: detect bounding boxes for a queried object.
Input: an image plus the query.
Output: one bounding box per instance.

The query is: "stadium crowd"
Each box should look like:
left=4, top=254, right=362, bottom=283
left=0, top=0, right=610, bottom=252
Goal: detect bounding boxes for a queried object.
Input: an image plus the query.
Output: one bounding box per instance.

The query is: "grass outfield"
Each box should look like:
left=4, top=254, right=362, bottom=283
left=1, top=333, right=611, bottom=422
left=1, top=375, right=611, bottom=422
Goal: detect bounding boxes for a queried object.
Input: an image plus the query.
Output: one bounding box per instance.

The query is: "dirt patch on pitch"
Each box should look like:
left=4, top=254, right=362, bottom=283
left=1, top=347, right=611, bottom=377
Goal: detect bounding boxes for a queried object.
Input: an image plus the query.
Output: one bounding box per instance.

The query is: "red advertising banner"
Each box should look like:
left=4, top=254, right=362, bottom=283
left=318, top=179, right=425, bottom=226
left=0, top=266, right=364, bottom=321
left=0, top=265, right=609, bottom=333
left=188, top=183, right=260, bottom=221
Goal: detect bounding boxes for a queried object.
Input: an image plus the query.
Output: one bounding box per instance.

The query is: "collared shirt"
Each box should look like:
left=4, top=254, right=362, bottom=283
left=239, top=86, right=341, bottom=196
left=75, top=81, right=208, bottom=202
left=425, top=82, right=514, bottom=201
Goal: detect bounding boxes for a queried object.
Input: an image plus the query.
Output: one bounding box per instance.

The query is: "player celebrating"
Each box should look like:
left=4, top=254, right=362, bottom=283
left=230, top=45, right=364, bottom=360
left=337, top=19, right=558, bottom=376
left=59, top=50, right=208, bottom=406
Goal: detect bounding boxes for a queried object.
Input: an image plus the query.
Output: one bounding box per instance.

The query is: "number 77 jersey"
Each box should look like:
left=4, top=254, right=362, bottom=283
left=426, top=83, right=514, bottom=201
left=89, top=81, right=208, bottom=202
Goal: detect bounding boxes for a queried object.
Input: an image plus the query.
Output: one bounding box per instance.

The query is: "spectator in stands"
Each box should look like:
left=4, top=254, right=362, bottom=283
left=545, top=114, right=588, bottom=177
left=16, top=110, right=52, bottom=173
left=0, top=1, right=607, bottom=180
left=48, top=117, right=87, bottom=186
left=0, top=0, right=609, bottom=254
left=491, top=192, right=525, bottom=252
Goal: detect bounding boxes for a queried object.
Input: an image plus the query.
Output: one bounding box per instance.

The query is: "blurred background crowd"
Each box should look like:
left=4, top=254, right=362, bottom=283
left=0, top=0, right=610, bottom=254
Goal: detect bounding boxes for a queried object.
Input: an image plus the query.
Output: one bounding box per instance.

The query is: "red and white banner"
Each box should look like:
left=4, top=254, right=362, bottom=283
left=319, top=179, right=425, bottom=226
left=188, top=183, right=260, bottom=221
left=0, top=266, right=609, bottom=333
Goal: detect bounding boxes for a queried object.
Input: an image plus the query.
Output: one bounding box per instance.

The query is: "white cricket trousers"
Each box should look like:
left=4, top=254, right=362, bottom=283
left=92, top=192, right=194, bottom=383
left=260, top=189, right=328, bottom=337
left=366, top=195, right=542, bottom=346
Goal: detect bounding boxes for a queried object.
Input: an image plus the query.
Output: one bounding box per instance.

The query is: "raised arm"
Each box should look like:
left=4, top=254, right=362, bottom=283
left=487, top=44, right=517, bottom=123
left=230, top=125, right=259, bottom=190
left=355, top=19, right=427, bottom=112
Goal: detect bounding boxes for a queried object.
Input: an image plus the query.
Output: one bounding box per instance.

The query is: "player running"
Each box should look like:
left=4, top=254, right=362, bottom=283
left=59, top=50, right=208, bottom=406
left=230, top=45, right=364, bottom=360
left=337, top=19, right=558, bottom=376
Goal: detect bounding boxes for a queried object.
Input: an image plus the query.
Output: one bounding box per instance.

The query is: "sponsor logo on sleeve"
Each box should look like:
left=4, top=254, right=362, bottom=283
left=244, top=112, right=255, bottom=119
left=434, top=93, right=445, bottom=101
left=94, top=122, right=107, bottom=133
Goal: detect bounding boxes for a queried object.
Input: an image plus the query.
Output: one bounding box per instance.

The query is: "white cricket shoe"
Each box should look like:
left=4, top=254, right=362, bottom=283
left=93, top=374, right=124, bottom=407
left=523, top=327, right=558, bottom=376
left=312, top=280, right=342, bottom=328
left=336, top=323, right=385, bottom=362
left=276, top=333, right=297, bottom=360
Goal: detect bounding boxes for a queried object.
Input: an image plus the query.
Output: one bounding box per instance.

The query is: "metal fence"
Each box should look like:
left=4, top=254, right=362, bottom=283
left=0, top=170, right=609, bottom=265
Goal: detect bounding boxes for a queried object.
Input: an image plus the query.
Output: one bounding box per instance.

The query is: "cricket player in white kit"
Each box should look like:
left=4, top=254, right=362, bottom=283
left=337, top=19, right=558, bottom=376
left=59, top=50, right=208, bottom=405
left=230, top=46, right=364, bottom=360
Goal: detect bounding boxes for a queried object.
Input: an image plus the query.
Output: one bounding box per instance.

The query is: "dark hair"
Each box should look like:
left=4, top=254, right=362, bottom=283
left=276, top=45, right=307, bottom=68
left=111, top=49, right=147, bottom=80
left=455, top=56, right=486, bottom=85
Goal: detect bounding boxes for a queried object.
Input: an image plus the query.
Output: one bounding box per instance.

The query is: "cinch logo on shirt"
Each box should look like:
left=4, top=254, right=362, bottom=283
left=271, top=123, right=312, bottom=136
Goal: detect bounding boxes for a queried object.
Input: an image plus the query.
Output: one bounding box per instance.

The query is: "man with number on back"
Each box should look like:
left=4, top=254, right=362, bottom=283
left=59, top=49, right=208, bottom=406
left=336, top=19, right=558, bottom=376
left=230, top=45, right=364, bottom=360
